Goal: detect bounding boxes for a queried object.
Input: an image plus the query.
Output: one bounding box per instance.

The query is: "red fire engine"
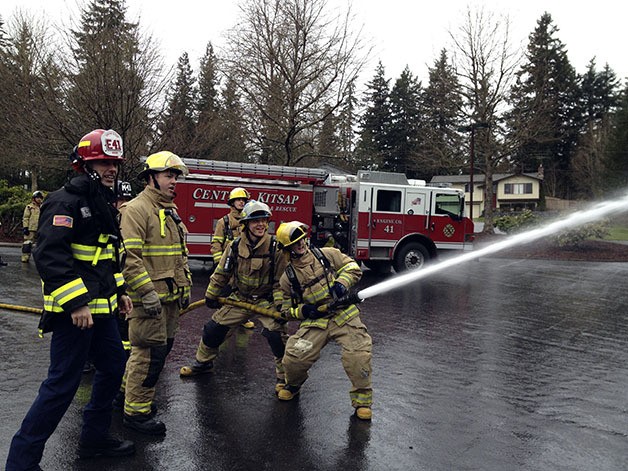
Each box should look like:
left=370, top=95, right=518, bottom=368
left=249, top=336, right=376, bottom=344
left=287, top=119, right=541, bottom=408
left=176, top=158, right=474, bottom=272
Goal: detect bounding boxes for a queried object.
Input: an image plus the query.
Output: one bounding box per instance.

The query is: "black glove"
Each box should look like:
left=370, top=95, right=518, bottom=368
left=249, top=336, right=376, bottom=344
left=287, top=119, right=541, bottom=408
left=205, top=297, right=222, bottom=309
left=329, top=282, right=347, bottom=299
left=302, top=304, right=325, bottom=319
left=181, top=296, right=190, bottom=310
left=22, top=228, right=29, bottom=236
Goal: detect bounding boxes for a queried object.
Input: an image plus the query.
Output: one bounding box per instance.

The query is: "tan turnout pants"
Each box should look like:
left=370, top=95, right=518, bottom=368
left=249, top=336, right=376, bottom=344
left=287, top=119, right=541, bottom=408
left=283, top=315, right=373, bottom=408
left=124, top=301, right=179, bottom=416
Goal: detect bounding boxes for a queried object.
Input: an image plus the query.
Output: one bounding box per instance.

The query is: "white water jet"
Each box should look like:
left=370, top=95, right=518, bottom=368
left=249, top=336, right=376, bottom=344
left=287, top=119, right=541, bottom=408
left=358, top=192, right=628, bottom=301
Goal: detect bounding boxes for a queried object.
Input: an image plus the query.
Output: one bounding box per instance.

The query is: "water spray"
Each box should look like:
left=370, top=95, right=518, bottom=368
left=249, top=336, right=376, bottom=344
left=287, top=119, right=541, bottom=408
left=351, top=192, right=628, bottom=303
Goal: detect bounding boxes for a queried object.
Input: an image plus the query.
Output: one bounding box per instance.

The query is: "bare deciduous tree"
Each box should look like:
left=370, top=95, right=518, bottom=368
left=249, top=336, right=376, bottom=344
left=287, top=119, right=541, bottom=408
left=450, top=6, right=520, bottom=232
left=223, top=0, right=368, bottom=166
left=0, top=11, right=66, bottom=190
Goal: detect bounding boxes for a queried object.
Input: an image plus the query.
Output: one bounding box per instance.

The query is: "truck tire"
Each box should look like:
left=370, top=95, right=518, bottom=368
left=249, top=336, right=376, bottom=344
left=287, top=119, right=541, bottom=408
left=363, top=260, right=391, bottom=274
left=393, top=242, right=430, bottom=272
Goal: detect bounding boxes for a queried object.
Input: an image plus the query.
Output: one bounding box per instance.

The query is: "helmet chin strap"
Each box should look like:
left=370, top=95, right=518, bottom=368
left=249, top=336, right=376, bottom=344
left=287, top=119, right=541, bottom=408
left=85, top=163, right=101, bottom=183
left=150, top=172, right=161, bottom=191
left=290, top=249, right=305, bottom=259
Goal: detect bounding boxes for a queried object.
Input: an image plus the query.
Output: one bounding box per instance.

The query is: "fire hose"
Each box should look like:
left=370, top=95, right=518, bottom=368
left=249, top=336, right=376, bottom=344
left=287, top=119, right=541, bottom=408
left=1, top=293, right=364, bottom=319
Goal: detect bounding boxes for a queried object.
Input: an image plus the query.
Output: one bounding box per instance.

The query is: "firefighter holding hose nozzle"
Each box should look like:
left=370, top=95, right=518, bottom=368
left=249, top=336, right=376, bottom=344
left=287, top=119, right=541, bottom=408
left=275, top=221, right=373, bottom=421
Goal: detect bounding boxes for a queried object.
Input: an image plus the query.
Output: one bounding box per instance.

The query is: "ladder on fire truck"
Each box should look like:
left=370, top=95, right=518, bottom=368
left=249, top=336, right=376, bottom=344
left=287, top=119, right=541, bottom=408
left=182, top=158, right=329, bottom=184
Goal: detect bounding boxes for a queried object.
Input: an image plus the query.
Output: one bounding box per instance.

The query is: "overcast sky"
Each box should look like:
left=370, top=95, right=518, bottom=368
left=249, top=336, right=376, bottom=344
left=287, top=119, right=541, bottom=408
left=2, top=0, right=627, bottom=88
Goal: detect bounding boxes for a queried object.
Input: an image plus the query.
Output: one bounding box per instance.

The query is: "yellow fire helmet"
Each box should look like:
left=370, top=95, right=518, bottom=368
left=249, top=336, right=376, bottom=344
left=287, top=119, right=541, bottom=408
left=228, top=187, right=251, bottom=205
left=276, top=221, right=309, bottom=249
left=138, top=151, right=189, bottom=179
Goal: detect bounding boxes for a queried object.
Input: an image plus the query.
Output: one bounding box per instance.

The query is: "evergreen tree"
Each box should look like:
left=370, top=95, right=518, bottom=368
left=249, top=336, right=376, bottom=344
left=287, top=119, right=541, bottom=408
left=158, top=52, right=197, bottom=155
left=604, top=82, right=628, bottom=191
left=386, top=66, right=422, bottom=176
left=317, top=105, right=338, bottom=162
left=65, top=0, right=166, bottom=178
left=507, top=12, right=580, bottom=198
left=192, top=42, right=222, bottom=158
left=571, top=59, right=620, bottom=198
left=419, top=49, right=465, bottom=179
left=216, top=76, right=249, bottom=162
left=355, top=62, right=391, bottom=170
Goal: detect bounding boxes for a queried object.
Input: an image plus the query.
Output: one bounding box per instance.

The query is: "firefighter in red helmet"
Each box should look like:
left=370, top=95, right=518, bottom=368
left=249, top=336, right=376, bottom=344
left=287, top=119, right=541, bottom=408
left=6, top=129, right=135, bottom=470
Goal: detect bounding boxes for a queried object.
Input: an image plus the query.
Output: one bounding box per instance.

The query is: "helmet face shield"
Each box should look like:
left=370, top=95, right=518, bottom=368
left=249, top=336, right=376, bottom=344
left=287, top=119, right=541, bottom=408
left=240, top=200, right=272, bottom=223
left=138, top=151, right=189, bottom=180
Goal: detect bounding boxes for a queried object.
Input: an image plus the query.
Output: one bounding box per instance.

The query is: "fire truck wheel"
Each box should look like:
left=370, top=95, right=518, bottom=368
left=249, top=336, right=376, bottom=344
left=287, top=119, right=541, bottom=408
left=393, top=242, right=430, bottom=272
left=363, top=260, right=391, bottom=274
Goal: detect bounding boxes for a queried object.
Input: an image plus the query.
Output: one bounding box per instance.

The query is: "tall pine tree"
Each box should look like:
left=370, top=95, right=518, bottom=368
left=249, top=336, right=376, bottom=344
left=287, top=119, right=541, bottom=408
left=356, top=62, right=391, bottom=170
left=571, top=59, right=620, bottom=198
left=66, top=0, right=166, bottom=177
left=507, top=12, right=580, bottom=198
left=386, top=66, right=422, bottom=176
left=419, top=49, right=465, bottom=179
left=158, top=52, right=197, bottom=155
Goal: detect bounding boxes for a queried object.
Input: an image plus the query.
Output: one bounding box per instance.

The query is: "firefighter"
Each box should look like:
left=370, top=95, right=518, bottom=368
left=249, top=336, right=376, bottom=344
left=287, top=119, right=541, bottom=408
left=119, top=151, right=191, bottom=436
left=275, top=221, right=373, bottom=421
left=180, top=200, right=289, bottom=393
left=212, top=186, right=255, bottom=329
left=6, top=129, right=135, bottom=470
left=116, top=180, right=134, bottom=209
left=21, top=190, right=44, bottom=262
left=84, top=180, right=135, bottom=378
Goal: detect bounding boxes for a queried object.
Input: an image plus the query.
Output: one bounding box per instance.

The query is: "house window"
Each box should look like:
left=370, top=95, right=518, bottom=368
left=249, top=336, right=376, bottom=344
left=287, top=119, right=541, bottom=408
left=504, top=183, right=532, bottom=195
left=376, top=190, right=401, bottom=212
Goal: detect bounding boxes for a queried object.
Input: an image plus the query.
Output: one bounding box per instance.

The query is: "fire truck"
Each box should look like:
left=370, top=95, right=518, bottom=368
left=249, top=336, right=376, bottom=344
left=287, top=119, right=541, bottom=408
left=175, top=158, right=474, bottom=272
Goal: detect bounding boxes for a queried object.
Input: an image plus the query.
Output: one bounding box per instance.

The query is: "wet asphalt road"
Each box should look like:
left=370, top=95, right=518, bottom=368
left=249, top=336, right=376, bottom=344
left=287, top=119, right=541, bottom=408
left=1, top=244, right=628, bottom=471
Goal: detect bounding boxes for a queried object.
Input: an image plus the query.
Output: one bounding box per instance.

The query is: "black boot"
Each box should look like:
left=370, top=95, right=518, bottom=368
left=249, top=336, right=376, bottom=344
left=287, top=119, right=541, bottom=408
left=78, top=436, right=135, bottom=459
left=123, top=413, right=166, bottom=435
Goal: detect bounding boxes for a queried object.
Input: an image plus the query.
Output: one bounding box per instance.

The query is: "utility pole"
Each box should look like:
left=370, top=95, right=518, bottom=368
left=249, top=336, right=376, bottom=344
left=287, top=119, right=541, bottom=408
left=458, top=122, right=489, bottom=219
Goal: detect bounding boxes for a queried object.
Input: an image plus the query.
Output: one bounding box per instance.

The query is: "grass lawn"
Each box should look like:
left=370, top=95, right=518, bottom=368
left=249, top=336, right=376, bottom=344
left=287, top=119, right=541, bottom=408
left=607, top=225, right=628, bottom=241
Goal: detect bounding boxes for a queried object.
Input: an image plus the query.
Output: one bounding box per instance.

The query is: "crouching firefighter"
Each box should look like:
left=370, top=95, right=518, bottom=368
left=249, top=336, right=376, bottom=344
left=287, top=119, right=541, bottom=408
left=6, top=129, right=135, bottom=471
left=180, top=200, right=289, bottom=394
left=119, top=151, right=192, bottom=436
left=276, top=221, right=373, bottom=421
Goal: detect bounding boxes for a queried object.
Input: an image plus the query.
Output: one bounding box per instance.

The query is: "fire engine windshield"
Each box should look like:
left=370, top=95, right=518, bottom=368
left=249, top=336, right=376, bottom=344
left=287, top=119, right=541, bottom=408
left=435, top=193, right=463, bottom=220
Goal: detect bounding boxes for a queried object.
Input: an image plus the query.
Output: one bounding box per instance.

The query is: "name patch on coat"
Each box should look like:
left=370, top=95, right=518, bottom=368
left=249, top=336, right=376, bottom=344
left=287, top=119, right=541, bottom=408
left=53, top=215, right=73, bottom=228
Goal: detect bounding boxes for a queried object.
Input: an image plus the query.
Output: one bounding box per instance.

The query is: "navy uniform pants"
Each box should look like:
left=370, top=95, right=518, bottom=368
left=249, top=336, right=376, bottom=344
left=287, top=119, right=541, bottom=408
left=6, top=316, right=126, bottom=471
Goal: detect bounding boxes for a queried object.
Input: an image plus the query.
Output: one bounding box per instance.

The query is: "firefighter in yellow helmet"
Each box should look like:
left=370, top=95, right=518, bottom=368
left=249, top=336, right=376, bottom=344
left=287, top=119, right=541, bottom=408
left=212, top=187, right=250, bottom=263
left=212, top=187, right=255, bottom=329
left=180, top=200, right=289, bottom=394
left=275, top=221, right=373, bottom=421
left=119, top=151, right=191, bottom=435
left=21, top=190, right=44, bottom=262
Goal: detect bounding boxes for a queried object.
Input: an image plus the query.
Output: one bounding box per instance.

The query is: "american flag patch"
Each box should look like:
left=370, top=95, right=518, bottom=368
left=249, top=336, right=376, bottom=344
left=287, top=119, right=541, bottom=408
left=53, top=215, right=73, bottom=228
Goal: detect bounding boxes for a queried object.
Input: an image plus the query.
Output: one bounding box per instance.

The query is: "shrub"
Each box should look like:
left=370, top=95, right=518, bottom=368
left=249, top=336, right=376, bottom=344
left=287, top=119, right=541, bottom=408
left=552, top=220, right=610, bottom=247
left=493, top=209, right=539, bottom=234
left=0, top=180, right=32, bottom=240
